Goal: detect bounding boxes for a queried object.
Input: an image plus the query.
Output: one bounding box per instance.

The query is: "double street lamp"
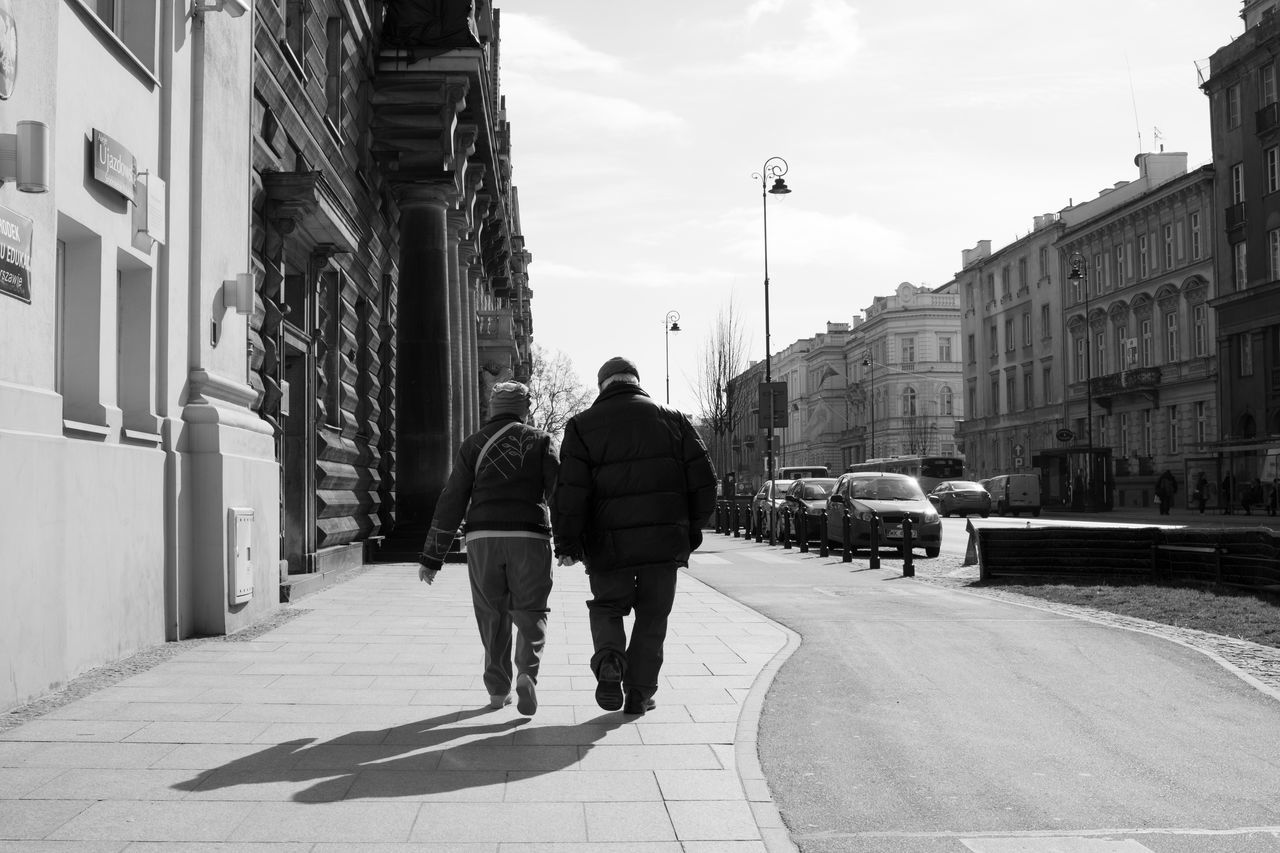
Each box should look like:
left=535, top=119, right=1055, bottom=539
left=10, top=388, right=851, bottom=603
left=1067, top=252, right=1094, bottom=507
left=862, top=352, right=875, bottom=460
left=752, top=156, right=791, bottom=488
left=664, top=310, right=681, bottom=404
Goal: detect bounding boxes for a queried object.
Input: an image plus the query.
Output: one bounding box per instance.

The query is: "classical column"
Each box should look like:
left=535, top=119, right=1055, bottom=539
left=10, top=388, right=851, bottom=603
left=458, top=242, right=480, bottom=433
left=447, top=215, right=468, bottom=445
left=395, top=186, right=453, bottom=528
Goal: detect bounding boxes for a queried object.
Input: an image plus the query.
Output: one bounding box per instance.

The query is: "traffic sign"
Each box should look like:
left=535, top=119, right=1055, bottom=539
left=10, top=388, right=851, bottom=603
left=1056, top=428, right=1074, bottom=442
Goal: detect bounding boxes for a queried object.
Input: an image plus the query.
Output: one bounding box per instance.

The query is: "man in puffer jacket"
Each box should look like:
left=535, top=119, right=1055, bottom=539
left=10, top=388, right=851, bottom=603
left=553, top=357, right=717, bottom=716
left=418, top=381, right=559, bottom=716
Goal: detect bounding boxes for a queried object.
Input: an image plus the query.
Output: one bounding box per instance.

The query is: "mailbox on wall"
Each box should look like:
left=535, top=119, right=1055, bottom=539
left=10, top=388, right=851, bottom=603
left=227, top=507, right=254, bottom=606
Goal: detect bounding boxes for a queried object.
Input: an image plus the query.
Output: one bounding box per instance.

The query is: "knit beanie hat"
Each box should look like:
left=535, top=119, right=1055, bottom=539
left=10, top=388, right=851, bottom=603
left=597, top=356, right=640, bottom=387
left=489, top=381, right=530, bottom=418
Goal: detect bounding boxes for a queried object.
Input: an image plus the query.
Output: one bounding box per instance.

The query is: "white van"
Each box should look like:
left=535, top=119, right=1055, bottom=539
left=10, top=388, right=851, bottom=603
left=986, top=472, right=1041, bottom=517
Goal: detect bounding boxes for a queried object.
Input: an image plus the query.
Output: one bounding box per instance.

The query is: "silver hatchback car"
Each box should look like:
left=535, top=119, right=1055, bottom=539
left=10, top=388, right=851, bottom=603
left=823, top=472, right=942, bottom=558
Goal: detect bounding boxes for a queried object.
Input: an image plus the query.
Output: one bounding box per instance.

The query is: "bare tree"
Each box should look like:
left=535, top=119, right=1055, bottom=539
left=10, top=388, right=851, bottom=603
left=693, top=295, right=752, bottom=491
left=526, top=343, right=594, bottom=440
left=904, top=412, right=934, bottom=456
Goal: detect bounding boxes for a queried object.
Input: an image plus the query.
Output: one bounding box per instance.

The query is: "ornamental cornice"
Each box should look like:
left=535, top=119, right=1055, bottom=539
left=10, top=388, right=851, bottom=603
left=263, top=170, right=361, bottom=254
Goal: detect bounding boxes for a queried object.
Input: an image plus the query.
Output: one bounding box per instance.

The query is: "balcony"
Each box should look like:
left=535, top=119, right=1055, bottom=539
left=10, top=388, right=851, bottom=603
left=1226, top=202, right=1246, bottom=233
left=477, top=308, right=519, bottom=369
left=1257, top=101, right=1280, bottom=136
left=1089, top=366, right=1161, bottom=409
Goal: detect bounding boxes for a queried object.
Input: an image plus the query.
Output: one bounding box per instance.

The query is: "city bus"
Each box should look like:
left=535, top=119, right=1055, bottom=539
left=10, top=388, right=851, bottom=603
left=775, top=464, right=830, bottom=480
left=844, top=455, right=966, bottom=494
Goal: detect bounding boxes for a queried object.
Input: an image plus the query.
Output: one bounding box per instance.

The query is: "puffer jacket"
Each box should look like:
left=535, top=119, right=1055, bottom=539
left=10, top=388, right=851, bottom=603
left=420, top=413, right=559, bottom=564
left=552, top=382, right=717, bottom=573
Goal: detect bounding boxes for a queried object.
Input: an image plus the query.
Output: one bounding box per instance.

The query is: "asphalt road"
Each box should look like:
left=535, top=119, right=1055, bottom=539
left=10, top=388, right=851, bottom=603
left=685, top=531, right=1280, bottom=853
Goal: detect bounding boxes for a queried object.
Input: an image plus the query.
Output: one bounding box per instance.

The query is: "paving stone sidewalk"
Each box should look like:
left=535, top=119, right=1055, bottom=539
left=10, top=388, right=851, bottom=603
left=0, top=562, right=800, bottom=852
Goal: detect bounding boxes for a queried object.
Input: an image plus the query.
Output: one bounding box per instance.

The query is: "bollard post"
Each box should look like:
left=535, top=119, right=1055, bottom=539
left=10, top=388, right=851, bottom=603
left=798, top=510, right=809, bottom=553
left=767, top=505, right=776, bottom=546
left=819, top=510, right=830, bottom=558
left=731, top=502, right=740, bottom=538
left=755, top=508, right=764, bottom=543
left=842, top=506, right=853, bottom=563
left=868, top=511, right=880, bottom=570
left=963, top=518, right=977, bottom=566
left=781, top=507, right=792, bottom=550
left=901, top=516, right=914, bottom=577
left=716, top=503, right=724, bottom=534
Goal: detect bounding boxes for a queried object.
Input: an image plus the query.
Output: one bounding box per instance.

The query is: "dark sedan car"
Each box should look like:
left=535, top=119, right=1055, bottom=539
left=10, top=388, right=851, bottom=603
left=823, top=472, right=942, bottom=558
left=779, top=477, right=838, bottom=541
left=927, top=480, right=992, bottom=517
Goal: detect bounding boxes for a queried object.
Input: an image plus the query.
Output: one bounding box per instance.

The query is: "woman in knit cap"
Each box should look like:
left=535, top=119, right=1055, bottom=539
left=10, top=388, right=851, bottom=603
left=418, top=381, right=560, bottom=716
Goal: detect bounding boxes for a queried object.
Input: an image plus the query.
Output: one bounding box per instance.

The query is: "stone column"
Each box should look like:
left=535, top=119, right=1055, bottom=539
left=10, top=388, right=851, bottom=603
left=395, top=187, right=453, bottom=529
left=447, top=215, right=468, bottom=444
left=458, top=242, right=480, bottom=433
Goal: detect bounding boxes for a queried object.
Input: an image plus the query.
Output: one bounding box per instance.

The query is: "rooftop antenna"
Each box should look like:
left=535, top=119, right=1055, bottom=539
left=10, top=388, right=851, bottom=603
left=1153, top=126, right=1165, bottom=152
left=1126, top=53, right=1143, bottom=154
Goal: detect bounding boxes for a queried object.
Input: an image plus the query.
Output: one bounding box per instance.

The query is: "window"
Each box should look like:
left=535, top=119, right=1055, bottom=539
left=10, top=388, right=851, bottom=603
left=1040, top=304, right=1051, bottom=338
left=1165, top=311, right=1178, bottom=361
left=1263, top=62, right=1277, bottom=106
left=990, top=324, right=998, bottom=357
left=89, top=0, right=158, bottom=73
left=1094, top=253, right=1105, bottom=289
left=1038, top=246, right=1048, bottom=278
left=1075, top=337, right=1086, bottom=382
left=1114, top=245, right=1125, bottom=286
left=1196, top=401, right=1207, bottom=446
left=1023, top=371, right=1033, bottom=409
left=1138, top=235, right=1149, bottom=278
left=284, top=0, right=311, bottom=76
left=1227, top=83, right=1241, bottom=128
left=1143, top=410, right=1153, bottom=457
left=117, top=261, right=157, bottom=434
left=1119, top=413, right=1130, bottom=457
left=56, top=226, right=106, bottom=427
left=967, top=333, right=976, bottom=364
left=902, top=386, right=917, bottom=417
left=1095, top=331, right=1106, bottom=375
left=325, top=16, right=347, bottom=141
left=1234, top=240, right=1248, bottom=291
left=938, top=335, right=952, bottom=362
left=320, top=270, right=344, bottom=426
left=968, top=386, right=977, bottom=418
left=1005, top=319, right=1014, bottom=352
left=965, top=283, right=974, bottom=309
left=1168, top=405, right=1179, bottom=454
left=1116, top=324, right=1129, bottom=367
left=1042, top=366, right=1052, bottom=403
left=1006, top=375, right=1016, bottom=412
left=1022, top=311, right=1031, bottom=347
left=990, top=378, right=999, bottom=416
left=1163, top=224, right=1175, bottom=269
left=984, top=273, right=995, bottom=302
left=1268, top=147, right=1280, bottom=194
left=1232, top=163, right=1246, bottom=204
left=1070, top=271, right=1083, bottom=304
left=1018, top=257, right=1028, bottom=289
left=1271, top=228, right=1280, bottom=281
left=1241, top=333, right=1254, bottom=376
left=1140, top=319, right=1153, bottom=367
left=940, top=386, right=954, bottom=415
left=901, top=336, right=916, bottom=365
left=1193, top=304, right=1207, bottom=357
left=1001, top=266, right=1011, bottom=297
left=1190, top=212, right=1202, bottom=260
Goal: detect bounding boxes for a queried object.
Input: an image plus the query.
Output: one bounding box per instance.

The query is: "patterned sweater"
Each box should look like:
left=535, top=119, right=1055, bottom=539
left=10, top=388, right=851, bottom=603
left=420, top=414, right=560, bottom=564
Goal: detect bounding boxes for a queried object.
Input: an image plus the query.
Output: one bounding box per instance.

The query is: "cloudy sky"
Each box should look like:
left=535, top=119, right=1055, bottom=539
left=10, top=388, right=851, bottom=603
left=498, top=1, right=1239, bottom=415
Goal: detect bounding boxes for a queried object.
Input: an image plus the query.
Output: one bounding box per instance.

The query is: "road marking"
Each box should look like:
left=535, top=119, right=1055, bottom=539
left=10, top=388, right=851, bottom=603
left=962, top=840, right=1153, bottom=852
left=689, top=554, right=730, bottom=565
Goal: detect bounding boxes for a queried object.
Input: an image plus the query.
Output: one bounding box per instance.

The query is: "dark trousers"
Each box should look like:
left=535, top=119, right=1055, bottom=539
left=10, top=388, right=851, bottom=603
left=587, top=566, right=678, bottom=701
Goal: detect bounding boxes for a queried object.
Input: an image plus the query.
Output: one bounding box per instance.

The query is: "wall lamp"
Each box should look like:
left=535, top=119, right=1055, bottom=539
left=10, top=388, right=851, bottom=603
left=0, top=121, right=50, bottom=194
left=211, top=273, right=255, bottom=347
left=193, top=0, right=249, bottom=18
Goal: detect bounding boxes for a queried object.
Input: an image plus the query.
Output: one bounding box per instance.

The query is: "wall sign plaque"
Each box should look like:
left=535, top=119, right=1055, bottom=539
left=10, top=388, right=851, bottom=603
left=0, top=203, right=33, bottom=302
left=0, top=0, right=15, bottom=100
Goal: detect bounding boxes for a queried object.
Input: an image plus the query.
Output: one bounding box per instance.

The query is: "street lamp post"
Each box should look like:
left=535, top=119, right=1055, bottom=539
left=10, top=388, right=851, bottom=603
left=664, top=310, right=681, bottom=405
left=752, top=156, right=791, bottom=489
left=1068, top=253, right=1093, bottom=507
left=862, top=352, right=875, bottom=460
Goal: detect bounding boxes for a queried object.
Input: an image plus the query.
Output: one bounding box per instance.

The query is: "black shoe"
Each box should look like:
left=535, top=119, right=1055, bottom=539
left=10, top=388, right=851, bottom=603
left=595, top=657, right=624, bottom=711
left=516, top=673, right=537, bottom=716
left=623, top=689, right=655, bottom=716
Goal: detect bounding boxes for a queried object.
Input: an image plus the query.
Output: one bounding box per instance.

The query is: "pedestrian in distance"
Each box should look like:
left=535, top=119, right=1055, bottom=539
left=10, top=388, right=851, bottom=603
left=417, top=381, right=560, bottom=716
left=1243, top=477, right=1263, bottom=516
left=1271, top=477, right=1279, bottom=517
left=1221, top=471, right=1236, bottom=515
left=1154, top=469, right=1177, bottom=516
left=553, top=357, right=718, bottom=717
left=1192, top=472, right=1209, bottom=515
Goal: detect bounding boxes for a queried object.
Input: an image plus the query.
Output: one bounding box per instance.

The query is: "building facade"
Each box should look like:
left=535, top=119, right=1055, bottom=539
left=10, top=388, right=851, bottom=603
left=0, top=0, right=533, bottom=714
left=954, top=217, right=1065, bottom=486
left=846, top=282, right=964, bottom=466
left=1202, top=0, right=1280, bottom=501
left=1058, top=161, right=1217, bottom=510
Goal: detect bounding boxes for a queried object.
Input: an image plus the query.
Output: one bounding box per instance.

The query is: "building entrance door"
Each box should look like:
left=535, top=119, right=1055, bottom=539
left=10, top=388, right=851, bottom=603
left=282, top=333, right=315, bottom=574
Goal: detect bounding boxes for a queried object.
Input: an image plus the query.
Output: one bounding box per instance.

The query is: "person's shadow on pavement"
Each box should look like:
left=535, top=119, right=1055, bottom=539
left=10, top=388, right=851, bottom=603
left=172, top=705, right=628, bottom=802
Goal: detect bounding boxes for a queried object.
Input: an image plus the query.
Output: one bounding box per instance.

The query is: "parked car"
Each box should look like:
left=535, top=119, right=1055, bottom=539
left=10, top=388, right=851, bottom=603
left=779, top=477, right=839, bottom=541
left=927, top=480, right=992, bottom=517
left=985, top=472, right=1042, bottom=517
left=750, top=479, right=794, bottom=530
left=823, top=472, right=942, bottom=558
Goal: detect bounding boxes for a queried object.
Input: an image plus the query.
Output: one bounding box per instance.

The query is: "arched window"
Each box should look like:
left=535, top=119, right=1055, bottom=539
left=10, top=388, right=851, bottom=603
left=902, top=386, right=917, bottom=417
left=940, top=386, right=954, bottom=416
